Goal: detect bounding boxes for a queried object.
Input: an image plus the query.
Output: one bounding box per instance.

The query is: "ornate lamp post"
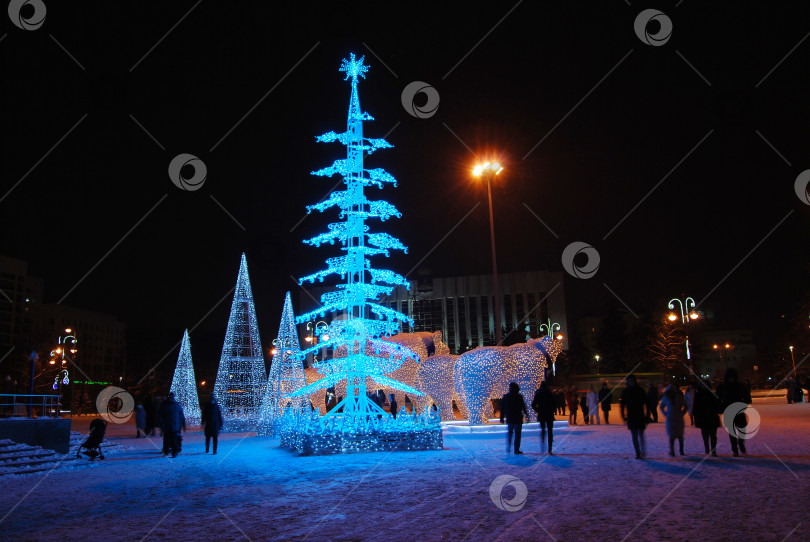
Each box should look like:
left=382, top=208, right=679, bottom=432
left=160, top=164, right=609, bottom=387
left=473, top=161, right=504, bottom=346
left=539, top=318, right=561, bottom=339
left=667, top=296, right=699, bottom=371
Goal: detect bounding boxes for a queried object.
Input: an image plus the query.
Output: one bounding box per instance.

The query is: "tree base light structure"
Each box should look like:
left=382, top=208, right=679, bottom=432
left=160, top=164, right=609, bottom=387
left=170, top=329, right=201, bottom=426
left=214, top=253, right=267, bottom=431
left=257, top=292, right=307, bottom=436
left=281, top=54, right=442, bottom=455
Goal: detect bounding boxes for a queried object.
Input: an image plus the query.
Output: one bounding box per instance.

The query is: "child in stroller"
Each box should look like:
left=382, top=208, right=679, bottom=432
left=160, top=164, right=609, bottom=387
left=77, top=418, right=107, bottom=460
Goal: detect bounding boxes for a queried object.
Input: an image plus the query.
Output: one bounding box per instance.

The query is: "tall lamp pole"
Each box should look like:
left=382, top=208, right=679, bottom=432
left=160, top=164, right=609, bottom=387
left=473, top=161, right=504, bottom=345
left=789, top=346, right=796, bottom=376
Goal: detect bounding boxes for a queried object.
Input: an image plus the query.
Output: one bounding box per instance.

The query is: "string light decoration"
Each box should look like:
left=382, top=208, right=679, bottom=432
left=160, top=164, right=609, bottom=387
left=413, top=352, right=458, bottom=422
left=257, top=292, right=308, bottom=436
left=169, top=329, right=201, bottom=426
left=214, top=253, right=267, bottom=432
left=284, top=54, right=441, bottom=454
left=454, top=336, right=563, bottom=424
left=277, top=403, right=443, bottom=455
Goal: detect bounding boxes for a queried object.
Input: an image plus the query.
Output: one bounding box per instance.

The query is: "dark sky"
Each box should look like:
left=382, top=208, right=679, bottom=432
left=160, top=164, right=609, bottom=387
left=2, top=1, right=808, bottom=380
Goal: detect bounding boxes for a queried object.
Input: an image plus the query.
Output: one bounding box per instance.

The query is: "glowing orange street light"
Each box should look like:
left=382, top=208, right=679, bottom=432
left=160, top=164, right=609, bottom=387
left=668, top=314, right=678, bottom=322
left=473, top=159, right=504, bottom=345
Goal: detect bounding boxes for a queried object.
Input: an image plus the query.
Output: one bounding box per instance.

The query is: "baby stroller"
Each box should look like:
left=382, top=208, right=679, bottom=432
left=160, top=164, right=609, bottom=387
left=77, top=418, right=107, bottom=460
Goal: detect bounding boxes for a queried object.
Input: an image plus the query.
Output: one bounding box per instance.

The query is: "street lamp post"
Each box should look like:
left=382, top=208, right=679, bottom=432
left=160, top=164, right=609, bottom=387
left=595, top=355, right=600, bottom=375
left=539, top=319, right=563, bottom=375
left=56, top=330, right=77, bottom=416
left=667, top=296, right=699, bottom=372
left=473, top=161, right=504, bottom=346
left=789, top=345, right=796, bottom=376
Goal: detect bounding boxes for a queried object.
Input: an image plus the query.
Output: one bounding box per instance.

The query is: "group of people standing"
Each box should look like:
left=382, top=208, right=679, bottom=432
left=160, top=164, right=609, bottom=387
left=500, top=367, right=753, bottom=459
left=133, top=394, right=224, bottom=457
left=557, top=384, right=613, bottom=426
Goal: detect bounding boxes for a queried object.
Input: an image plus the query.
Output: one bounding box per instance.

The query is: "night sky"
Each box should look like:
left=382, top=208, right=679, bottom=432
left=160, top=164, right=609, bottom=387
left=2, top=1, right=809, bottom=381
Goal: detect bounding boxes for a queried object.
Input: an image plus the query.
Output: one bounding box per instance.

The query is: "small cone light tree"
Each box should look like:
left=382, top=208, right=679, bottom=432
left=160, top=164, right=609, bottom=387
left=169, top=329, right=201, bottom=426
left=257, top=292, right=307, bottom=435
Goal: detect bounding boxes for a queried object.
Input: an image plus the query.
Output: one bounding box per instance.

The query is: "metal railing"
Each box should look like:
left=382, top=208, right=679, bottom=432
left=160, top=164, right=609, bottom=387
left=0, top=394, right=62, bottom=418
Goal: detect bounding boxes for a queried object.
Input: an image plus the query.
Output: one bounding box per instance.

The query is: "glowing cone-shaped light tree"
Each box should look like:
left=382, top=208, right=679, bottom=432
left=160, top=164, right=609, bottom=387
left=169, top=329, right=201, bottom=425
left=289, top=54, right=423, bottom=426
left=257, top=291, right=307, bottom=435
left=214, top=253, right=267, bottom=431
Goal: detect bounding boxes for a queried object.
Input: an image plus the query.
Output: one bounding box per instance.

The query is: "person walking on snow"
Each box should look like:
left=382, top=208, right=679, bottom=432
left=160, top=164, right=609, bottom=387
left=135, top=402, right=147, bottom=438
left=717, top=368, right=752, bottom=457
left=580, top=394, right=589, bottom=424
left=684, top=384, right=696, bottom=426
left=500, top=382, right=529, bottom=455
left=620, top=374, right=650, bottom=459
left=659, top=384, right=688, bottom=456
left=565, top=386, right=578, bottom=425
left=201, top=396, right=224, bottom=454
left=158, top=392, right=186, bottom=458
left=648, top=383, right=660, bottom=423
left=693, top=379, right=721, bottom=456
left=598, top=382, right=612, bottom=424
left=587, top=385, right=600, bottom=425
left=532, top=380, right=556, bottom=455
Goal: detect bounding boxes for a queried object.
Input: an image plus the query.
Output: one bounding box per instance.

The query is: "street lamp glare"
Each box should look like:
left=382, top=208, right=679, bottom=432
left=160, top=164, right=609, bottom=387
left=473, top=165, right=483, bottom=176
left=490, top=161, right=500, bottom=171
left=725, top=343, right=730, bottom=349
left=789, top=345, right=794, bottom=351
left=65, top=328, right=72, bottom=333
left=689, top=312, right=699, bottom=320
left=556, top=334, right=563, bottom=340
left=668, top=314, right=678, bottom=321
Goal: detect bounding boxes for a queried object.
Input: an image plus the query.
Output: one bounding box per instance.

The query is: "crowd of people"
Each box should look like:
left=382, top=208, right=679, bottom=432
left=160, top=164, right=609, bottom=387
left=500, top=367, right=754, bottom=458
left=133, top=393, right=223, bottom=457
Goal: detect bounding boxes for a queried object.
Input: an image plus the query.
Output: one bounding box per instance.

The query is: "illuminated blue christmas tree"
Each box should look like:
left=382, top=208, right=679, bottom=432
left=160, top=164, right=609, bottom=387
left=288, top=54, right=432, bottom=444
left=214, top=253, right=267, bottom=431
left=169, top=329, right=201, bottom=425
left=257, top=292, right=307, bottom=436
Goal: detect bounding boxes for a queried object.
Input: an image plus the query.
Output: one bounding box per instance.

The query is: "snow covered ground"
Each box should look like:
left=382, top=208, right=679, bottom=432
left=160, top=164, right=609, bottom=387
left=1, top=397, right=808, bottom=541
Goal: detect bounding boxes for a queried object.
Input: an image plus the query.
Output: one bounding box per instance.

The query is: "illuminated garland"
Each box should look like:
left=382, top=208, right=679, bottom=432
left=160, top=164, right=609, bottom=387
left=284, top=54, right=441, bottom=453
left=169, top=329, right=201, bottom=426
left=213, top=253, right=267, bottom=431
left=257, top=292, right=307, bottom=436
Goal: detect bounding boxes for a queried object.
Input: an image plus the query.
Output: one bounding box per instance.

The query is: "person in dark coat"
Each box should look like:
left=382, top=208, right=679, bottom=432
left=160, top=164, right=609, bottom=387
left=153, top=396, right=164, bottom=436
left=390, top=396, right=398, bottom=419
left=579, top=394, right=589, bottom=424
left=717, top=368, right=752, bottom=456
left=693, top=379, right=721, bottom=456
left=143, top=395, right=156, bottom=436
left=648, top=383, right=660, bottom=422
left=598, top=383, right=612, bottom=424
left=565, top=386, right=577, bottom=425
left=135, top=403, right=147, bottom=438
left=531, top=381, right=556, bottom=454
left=500, top=382, right=529, bottom=454
left=620, top=374, right=650, bottom=459
left=158, top=392, right=186, bottom=457
left=201, top=397, right=224, bottom=454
